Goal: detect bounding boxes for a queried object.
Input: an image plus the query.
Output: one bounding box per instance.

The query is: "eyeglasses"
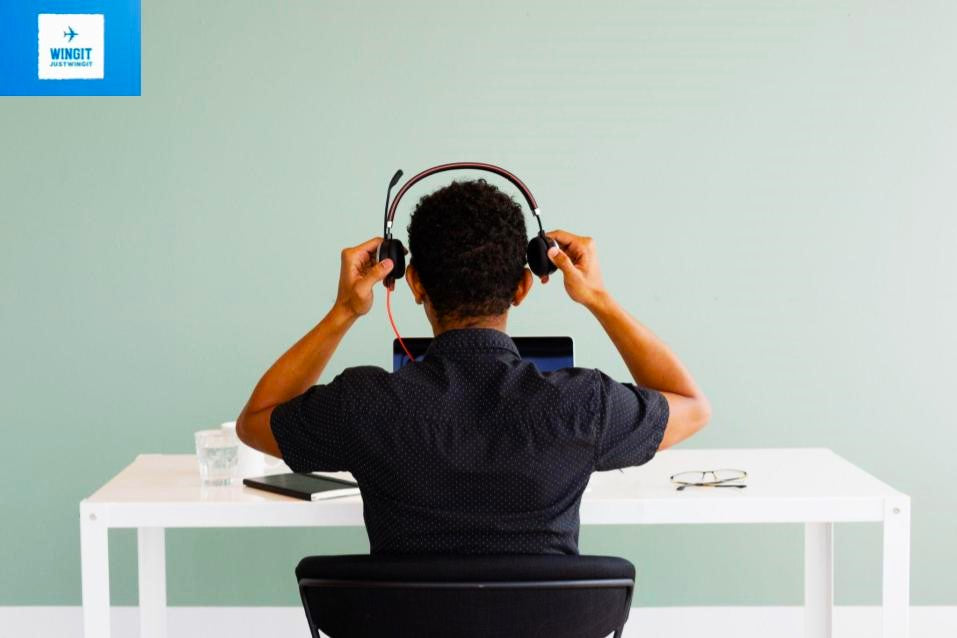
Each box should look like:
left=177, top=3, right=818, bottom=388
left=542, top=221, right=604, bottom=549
left=670, top=469, right=748, bottom=491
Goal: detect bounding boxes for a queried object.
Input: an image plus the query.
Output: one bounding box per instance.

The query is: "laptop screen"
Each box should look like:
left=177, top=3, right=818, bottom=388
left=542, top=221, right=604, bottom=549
left=393, top=337, right=574, bottom=373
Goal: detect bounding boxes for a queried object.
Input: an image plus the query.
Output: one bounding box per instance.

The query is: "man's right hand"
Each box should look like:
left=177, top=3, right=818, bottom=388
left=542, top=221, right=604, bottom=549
left=544, top=229, right=607, bottom=308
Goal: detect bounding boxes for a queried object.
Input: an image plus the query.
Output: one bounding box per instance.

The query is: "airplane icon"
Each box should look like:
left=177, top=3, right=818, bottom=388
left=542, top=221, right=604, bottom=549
left=64, top=26, right=77, bottom=42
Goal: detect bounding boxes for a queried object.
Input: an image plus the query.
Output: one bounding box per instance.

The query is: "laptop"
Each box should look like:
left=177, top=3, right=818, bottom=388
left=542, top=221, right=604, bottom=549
left=393, top=336, right=573, bottom=372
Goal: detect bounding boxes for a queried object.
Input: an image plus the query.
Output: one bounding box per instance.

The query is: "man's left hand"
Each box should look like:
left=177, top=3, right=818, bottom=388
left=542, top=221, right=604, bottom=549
left=335, top=237, right=393, bottom=318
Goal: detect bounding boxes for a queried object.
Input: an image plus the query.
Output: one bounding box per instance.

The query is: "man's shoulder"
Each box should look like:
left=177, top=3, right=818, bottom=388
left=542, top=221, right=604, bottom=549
left=538, top=365, right=602, bottom=387
left=334, top=365, right=391, bottom=384
left=538, top=366, right=622, bottom=414
left=544, top=366, right=631, bottom=390
left=322, top=366, right=396, bottom=410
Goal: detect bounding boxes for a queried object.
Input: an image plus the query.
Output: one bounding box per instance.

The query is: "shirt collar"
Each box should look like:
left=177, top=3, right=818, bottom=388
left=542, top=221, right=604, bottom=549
left=425, top=328, right=521, bottom=359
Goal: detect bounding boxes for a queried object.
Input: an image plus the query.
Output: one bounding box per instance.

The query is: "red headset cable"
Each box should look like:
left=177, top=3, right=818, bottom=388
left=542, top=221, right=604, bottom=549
left=387, top=286, right=415, bottom=363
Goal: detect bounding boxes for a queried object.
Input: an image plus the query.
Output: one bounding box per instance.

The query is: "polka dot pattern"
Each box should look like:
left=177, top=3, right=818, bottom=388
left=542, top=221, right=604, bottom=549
left=271, top=328, right=668, bottom=555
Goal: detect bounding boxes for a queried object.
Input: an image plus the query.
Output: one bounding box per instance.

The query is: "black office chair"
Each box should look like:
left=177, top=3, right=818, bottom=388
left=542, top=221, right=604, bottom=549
left=296, top=554, right=635, bottom=638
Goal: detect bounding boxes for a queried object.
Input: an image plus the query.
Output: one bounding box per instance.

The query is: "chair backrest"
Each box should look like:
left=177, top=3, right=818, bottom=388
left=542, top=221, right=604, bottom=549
left=296, top=554, right=635, bottom=638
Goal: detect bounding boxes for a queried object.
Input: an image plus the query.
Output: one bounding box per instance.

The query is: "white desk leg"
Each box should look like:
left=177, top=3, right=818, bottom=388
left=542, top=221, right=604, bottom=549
left=804, top=522, right=833, bottom=638
left=882, top=497, right=910, bottom=638
left=80, top=504, right=110, bottom=638
left=138, top=527, right=168, bottom=638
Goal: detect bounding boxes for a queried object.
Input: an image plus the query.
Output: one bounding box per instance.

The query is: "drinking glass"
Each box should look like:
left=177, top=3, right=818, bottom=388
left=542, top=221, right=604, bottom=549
left=194, top=428, right=239, bottom=486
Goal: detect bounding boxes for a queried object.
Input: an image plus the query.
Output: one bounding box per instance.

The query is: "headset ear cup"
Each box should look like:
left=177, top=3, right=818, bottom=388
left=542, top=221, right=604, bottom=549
left=526, top=235, right=558, bottom=277
left=379, top=239, right=407, bottom=281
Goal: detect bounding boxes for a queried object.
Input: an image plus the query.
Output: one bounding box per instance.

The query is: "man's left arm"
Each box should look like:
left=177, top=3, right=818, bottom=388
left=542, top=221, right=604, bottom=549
left=235, top=237, right=393, bottom=457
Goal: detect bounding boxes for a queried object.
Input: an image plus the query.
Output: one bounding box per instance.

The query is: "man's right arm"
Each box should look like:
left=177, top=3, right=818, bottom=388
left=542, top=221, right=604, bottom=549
left=544, top=230, right=711, bottom=449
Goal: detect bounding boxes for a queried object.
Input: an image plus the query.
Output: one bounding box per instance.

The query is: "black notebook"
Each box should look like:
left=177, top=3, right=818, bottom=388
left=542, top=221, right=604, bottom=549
left=243, top=473, right=360, bottom=501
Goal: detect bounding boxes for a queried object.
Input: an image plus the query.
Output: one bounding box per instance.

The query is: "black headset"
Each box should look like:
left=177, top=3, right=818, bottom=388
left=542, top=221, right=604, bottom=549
left=377, top=162, right=558, bottom=287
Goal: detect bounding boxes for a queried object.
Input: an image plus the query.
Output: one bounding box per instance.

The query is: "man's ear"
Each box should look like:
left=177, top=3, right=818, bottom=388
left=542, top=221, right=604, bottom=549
left=405, top=264, right=426, bottom=305
left=512, top=268, right=534, bottom=307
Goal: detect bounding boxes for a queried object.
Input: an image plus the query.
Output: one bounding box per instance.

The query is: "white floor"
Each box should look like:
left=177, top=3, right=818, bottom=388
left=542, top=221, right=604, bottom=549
left=2, top=606, right=955, bottom=637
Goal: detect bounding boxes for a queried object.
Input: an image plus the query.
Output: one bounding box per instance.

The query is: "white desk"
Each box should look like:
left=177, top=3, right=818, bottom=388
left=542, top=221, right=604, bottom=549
left=80, top=448, right=910, bottom=638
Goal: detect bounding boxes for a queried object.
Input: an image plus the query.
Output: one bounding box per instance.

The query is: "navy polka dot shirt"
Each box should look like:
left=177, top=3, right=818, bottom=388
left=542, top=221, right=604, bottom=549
left=271, top=328, right=668, bottom=555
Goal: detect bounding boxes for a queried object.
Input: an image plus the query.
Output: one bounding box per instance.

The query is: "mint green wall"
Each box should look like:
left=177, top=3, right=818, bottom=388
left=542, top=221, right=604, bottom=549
left=2, top=0, right=955, bottom=607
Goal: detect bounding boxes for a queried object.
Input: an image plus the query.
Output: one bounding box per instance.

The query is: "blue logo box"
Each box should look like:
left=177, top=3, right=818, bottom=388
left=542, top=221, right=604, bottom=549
left=1, top=0, right=140, bottom=96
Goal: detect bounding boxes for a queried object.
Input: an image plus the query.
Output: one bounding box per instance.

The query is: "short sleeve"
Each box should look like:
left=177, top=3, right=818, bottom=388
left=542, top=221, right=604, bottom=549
left=594, top=371, right=669, bottom=471
left=270, top=375, right=351, bottom=473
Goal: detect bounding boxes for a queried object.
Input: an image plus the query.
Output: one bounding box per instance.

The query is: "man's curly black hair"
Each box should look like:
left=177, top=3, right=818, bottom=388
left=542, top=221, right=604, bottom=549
left=407, top=179, right=527, bottom=321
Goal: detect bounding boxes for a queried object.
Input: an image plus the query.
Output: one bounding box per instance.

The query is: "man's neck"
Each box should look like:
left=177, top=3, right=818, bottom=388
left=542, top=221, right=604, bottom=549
left=431, top=313, right=507, bottom=336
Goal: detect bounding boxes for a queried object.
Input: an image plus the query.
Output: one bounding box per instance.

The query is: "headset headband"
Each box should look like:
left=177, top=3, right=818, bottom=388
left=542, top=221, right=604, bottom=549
left=383, top=162, right=543, bottom=238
